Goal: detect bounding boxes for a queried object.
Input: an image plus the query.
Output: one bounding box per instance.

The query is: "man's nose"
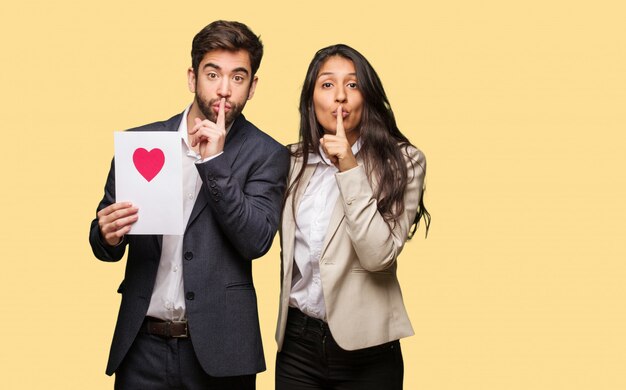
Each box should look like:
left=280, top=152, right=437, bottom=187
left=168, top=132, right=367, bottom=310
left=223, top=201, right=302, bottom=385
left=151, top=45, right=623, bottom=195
left=217, top=79, right=231, bottom=97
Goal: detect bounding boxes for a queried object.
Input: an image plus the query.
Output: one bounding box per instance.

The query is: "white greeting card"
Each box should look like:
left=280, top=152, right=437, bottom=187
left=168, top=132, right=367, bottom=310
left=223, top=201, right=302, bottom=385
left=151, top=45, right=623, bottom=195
left=114, top=131, right=183, bottom=235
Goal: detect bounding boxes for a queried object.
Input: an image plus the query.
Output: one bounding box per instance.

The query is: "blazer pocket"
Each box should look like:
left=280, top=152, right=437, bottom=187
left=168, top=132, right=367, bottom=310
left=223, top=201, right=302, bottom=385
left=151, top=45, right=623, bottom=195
left=225, top=281, right=254, bottom=290
left=350, top=267, right=393, bottom=275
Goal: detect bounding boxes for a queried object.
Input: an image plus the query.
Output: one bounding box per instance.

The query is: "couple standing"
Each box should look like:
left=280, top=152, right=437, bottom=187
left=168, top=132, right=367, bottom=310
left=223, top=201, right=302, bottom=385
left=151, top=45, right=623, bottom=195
left=89, top=20, right=429, bottom=390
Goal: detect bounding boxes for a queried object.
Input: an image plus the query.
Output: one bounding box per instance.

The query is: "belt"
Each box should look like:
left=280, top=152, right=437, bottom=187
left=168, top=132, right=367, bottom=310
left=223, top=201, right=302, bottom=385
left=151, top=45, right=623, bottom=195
left=141, top=317, right=189, bottom=338
left=287, top=307, right=329, bottom=330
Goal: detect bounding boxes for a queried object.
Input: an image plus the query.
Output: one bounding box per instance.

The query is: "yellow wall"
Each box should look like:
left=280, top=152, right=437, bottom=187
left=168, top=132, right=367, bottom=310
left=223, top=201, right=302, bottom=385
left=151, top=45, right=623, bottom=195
left=1, top=1, right=624, bottom=388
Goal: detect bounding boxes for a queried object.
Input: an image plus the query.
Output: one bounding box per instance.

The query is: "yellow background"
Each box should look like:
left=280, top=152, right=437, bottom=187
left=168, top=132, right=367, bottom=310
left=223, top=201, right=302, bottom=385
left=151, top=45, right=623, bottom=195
left=1, top=0, right=624, bottom=389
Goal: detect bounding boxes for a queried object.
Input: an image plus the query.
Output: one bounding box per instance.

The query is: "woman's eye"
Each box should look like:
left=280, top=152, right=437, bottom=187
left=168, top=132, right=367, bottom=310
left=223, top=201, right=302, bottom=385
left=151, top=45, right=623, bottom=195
left=347, top=82, right=358, bottom=89
left=322, top=82, right=333, bottom=88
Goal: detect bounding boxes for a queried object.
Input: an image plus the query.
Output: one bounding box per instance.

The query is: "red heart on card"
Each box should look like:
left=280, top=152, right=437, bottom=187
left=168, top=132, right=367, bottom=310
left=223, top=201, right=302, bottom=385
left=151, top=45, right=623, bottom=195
left=133, top=148, right=165, bottom=182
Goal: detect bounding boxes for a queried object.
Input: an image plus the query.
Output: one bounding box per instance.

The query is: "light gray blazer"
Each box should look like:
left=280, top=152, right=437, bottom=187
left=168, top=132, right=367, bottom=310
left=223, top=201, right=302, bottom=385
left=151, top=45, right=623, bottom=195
left=276, top=145, right=426, bottom=351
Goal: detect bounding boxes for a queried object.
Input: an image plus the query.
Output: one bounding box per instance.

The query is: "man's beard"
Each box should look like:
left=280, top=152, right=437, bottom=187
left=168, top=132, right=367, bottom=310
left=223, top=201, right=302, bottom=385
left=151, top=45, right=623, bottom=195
left=195, top=93, right=245, bottom=128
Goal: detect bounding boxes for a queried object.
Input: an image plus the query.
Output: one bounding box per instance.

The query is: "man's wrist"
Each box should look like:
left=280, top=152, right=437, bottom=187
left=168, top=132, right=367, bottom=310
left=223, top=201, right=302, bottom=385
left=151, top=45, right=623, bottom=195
left=197, top=151, right=224, bottom=164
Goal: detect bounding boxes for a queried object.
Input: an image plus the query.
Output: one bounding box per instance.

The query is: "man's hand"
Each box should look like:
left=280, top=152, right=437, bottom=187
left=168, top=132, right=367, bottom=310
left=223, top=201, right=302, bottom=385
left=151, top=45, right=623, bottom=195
left=97, top=202, right=138, bottom=246
left=189, top=97, right=227, bottom=159
left=320, top=105, right=358, bottom=172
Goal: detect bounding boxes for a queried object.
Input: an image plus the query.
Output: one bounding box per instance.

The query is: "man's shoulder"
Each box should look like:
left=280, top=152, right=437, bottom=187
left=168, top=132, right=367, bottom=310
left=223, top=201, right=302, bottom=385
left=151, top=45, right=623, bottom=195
left=124, top=112, right=183, bottom=132
left=237, top=116, right=285, bottom=153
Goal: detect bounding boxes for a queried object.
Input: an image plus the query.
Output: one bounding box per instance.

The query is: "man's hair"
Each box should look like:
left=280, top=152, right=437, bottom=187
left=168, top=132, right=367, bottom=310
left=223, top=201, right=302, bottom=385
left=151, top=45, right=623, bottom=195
left=191, top=20, right=263, bottom=77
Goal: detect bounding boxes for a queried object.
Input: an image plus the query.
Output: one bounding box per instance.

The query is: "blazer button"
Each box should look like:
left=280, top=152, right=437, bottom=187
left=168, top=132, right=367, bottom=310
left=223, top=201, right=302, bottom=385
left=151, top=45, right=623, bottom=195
left=186, top=292, right=195, bottom=300
left=184, top=251, right=193, bottom=261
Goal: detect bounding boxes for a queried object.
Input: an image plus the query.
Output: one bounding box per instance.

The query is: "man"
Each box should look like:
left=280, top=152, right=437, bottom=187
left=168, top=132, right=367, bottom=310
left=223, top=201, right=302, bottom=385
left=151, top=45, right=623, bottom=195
left=89, top=20, right=289, bottom=389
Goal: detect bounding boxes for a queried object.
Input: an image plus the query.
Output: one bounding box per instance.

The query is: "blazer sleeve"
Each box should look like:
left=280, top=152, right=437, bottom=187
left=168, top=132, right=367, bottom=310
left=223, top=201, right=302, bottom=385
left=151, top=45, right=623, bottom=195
left=88, top=158, right=128, bottom=262
left=334, top=146, right=426, bottom=272
left=195, top=144, right=290, bottom=260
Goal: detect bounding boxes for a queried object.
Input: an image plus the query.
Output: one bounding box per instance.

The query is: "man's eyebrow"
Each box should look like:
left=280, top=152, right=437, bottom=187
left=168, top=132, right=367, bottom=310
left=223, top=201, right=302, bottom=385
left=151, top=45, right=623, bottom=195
left=232, top=67, right=250, bottom=75
left=203, top=62, right=221, bottom=71
left=202, top=63, right=250, bottom=76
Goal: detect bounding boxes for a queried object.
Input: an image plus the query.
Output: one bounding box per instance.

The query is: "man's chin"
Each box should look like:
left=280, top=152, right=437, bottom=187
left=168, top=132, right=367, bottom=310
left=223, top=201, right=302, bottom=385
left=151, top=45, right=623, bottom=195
left=225, top=111, right=243, bottom=127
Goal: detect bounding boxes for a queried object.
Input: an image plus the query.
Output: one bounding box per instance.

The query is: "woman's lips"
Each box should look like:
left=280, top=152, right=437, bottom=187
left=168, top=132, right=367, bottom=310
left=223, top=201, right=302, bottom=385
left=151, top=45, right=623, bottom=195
left=332, top=110, right=349, bottom=118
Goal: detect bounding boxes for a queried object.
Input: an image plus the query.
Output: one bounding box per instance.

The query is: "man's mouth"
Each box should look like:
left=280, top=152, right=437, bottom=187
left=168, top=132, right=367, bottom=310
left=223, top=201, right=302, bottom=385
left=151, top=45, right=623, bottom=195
left=212, top=103, right=232, bottom=113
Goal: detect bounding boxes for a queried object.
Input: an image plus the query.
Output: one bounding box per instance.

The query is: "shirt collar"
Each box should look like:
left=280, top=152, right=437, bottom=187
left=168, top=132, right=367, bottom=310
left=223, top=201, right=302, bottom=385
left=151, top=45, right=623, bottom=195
left=307, top=137, right=363, bottom=165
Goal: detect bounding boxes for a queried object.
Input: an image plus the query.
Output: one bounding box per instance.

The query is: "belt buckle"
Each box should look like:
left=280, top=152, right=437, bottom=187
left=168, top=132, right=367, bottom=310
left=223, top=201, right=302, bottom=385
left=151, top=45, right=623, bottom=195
left=170, top=320, right=188, bottom=338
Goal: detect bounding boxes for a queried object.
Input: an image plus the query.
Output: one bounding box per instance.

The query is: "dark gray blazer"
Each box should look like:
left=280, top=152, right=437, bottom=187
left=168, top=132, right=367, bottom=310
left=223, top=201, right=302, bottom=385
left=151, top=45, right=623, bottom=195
left=89, top=111, right=289, bottom=377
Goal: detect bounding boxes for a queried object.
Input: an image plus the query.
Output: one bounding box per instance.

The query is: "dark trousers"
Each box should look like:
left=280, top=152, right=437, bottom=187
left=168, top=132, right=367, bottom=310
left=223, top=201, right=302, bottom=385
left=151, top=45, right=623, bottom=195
left=275, top=308, right=404, bottom=390
left=115, top=327, right=256, bottom=390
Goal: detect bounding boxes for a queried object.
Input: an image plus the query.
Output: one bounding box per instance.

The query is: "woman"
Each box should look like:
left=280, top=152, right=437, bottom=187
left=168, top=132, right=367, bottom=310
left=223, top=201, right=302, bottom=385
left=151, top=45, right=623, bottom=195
left=275, top=44, right=430, bottom=389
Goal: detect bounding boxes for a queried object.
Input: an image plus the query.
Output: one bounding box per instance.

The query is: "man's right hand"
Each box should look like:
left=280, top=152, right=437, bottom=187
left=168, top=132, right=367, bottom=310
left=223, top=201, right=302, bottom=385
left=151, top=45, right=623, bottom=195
left=189, top=97, right=227, bottom=159
left=97, top=202, right=138, bottom=246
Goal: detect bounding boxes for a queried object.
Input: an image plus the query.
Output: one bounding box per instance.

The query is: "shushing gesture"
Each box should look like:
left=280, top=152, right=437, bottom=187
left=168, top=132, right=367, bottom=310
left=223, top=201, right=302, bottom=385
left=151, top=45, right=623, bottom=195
left=320, top=105, right=358, bottom=172
left=189, top=97, right=227, bottom=159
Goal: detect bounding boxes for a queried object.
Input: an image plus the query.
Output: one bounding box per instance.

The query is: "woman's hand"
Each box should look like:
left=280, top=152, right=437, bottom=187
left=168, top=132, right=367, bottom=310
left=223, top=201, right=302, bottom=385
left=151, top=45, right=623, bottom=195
left=320, top=105, right=358, bottom=172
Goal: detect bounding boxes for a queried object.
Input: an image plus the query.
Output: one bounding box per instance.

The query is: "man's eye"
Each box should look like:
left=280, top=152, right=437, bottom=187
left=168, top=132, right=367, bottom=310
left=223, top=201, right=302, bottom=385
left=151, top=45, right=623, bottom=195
left=234, top=75, right=244, bottom=82
left=208, top=72, right=218, bottom=79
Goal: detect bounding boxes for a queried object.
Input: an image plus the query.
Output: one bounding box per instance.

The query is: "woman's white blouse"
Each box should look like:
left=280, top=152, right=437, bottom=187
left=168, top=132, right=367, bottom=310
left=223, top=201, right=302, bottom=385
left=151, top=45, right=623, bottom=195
left=288, top=140, right=362, bottom=320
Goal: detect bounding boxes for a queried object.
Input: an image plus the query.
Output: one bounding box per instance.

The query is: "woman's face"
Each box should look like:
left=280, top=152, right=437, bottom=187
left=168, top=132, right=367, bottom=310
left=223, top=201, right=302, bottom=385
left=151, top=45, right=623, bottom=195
left=313, top=56, right=363, bottom=145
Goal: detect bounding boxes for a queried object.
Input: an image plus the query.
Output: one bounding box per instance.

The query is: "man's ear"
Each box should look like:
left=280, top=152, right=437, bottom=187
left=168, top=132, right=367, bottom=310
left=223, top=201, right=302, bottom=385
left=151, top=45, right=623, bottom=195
left=187, top=67, right=196, bottom=93
left=247, top=76, right=258, bottom=100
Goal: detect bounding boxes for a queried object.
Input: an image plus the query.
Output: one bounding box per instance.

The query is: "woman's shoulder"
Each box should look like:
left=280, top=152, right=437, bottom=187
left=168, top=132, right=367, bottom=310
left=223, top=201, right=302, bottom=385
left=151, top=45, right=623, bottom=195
left=286, top=142, right=302, bottom=154
left=286, top=143, right=307, bottom=164
left=399, top=143, right=426, bottom=167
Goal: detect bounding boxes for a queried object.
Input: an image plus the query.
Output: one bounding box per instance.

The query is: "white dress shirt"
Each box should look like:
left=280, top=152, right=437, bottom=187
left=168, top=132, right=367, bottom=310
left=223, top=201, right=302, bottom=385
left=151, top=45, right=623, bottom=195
left=288, top=140, right=362, bottom=320
left=146, top=105, right=229, bottom=321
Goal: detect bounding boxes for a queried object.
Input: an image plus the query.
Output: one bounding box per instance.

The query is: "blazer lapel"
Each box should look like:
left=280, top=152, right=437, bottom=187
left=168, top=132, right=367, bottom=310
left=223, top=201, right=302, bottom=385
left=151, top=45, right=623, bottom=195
left=186, top=114, right=249, bottom=229
left=281, top=156, right=315, bottom=271
left=155, top=112, right=184, bottom=248
left=319, top=197, right=344, bottom=263
left=187, top=186, right=207, bottom=230
left=319, top=153, right=365, bottom=262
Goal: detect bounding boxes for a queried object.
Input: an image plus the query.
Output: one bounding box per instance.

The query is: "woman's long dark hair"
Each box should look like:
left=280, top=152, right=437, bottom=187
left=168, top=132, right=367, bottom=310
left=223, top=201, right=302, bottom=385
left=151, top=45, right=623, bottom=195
left=287, top=44, right=430, bottom=238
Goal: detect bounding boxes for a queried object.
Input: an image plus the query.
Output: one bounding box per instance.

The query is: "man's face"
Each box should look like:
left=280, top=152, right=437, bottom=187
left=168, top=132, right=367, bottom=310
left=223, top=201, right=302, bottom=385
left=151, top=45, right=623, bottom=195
left=188, top=49, right=257, bottom=127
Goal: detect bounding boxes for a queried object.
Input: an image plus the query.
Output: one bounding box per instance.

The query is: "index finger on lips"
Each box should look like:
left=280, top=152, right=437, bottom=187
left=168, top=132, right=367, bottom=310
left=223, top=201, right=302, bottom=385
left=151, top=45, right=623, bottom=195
left=335, top=104, right=346, bottom=138
left=217, top=98, right=226, bottom=130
